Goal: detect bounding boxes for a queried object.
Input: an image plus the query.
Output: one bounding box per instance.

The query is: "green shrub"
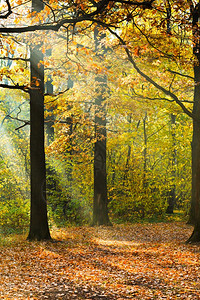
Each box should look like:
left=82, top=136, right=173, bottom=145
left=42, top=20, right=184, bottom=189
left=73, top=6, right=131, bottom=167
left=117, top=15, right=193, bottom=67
left=0, top=199, right=29, bottom=234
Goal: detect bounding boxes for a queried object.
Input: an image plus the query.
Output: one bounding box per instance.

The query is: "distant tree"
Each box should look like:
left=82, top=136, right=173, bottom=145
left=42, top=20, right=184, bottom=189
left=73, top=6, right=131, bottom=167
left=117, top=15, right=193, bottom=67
left=45, top=75, right=54, bottom=146
left=93, top=27, right=111, bottom=226
left=166, top=114, right=176, bottom=214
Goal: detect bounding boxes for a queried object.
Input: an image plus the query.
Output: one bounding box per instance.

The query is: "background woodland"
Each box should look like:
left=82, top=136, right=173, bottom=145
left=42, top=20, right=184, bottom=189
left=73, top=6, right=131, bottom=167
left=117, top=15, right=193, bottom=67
left=0, top=0, right=195, bottom=241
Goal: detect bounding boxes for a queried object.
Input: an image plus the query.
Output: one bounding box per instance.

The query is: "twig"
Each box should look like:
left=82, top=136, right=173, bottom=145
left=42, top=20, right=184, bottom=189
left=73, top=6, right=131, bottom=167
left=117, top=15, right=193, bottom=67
left=167, top=69, right=194, bottom=80
left=0, top=0, right=12, bottom=19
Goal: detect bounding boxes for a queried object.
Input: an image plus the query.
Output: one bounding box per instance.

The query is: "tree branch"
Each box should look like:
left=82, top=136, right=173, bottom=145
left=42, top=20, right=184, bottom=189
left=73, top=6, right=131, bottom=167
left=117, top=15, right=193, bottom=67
left=0, top=0, right=156, bottom=33
left=44, top=88, right=69, bottom=97
left=5, top=114, right=30, bottom=130
left=43, top=0, right=56, bottom=22
left=115, top=0, right=154, bottom=8
left=0, top=83, right=30, bottom=93
left=0, top=0, right=109, bottom=33
left=129, top=88, right=194, bottom=103
left=108, top=27, right=195, bottom=120
left=7, top=114, right=29, bottom=124
left=167, top=69, right=194, bottom=80
left=0, top=56, right=30, bottom=62
left=0, top=0, right=12, bottom=19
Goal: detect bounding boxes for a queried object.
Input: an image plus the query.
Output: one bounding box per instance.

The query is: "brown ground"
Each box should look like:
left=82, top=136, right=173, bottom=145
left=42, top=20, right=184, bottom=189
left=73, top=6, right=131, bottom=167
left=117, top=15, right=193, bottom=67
left=0, top=222, right=199, bottom=299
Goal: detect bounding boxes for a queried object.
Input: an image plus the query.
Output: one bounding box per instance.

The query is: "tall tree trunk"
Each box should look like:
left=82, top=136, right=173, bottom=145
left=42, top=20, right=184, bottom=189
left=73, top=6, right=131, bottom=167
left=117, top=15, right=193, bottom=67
left=27, top=0, right=51, bottom=240
left=92, top=27, right=111, bottom=226
left=187, top=64, right=200, bottom=242
left=187, top=3, right=200, bottom=242
left=186, top=2, right=200, bottom=240
left=166, top=114, right=176, bottom=214
left=123, top=114, right=132, bottom=184
left=45, top=47, right=55, bottom=146
left=63, top=115, right=73, bottom=217
left=46, top=76, right=54, bottom=146
left=143, top=112, right=148, bottom=188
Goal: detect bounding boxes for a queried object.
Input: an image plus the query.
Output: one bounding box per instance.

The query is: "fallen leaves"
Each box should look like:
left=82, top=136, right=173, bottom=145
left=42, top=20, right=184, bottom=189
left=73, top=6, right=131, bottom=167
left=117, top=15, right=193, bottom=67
left=0, top=222, right=199, bottom=299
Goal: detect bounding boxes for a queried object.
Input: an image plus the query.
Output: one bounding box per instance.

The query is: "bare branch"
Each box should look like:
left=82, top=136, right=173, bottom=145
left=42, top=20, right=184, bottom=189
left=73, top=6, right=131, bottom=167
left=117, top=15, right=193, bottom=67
left=8, top=114, right=29, bottom=124
left=0, top=0, right=12, bottom=19
left=133, top=21, right=174, bottom=58
left=6, top=115, right=29, bottom=130
left=147, top=124, right=168, bottom=140
left=129, top=88, right=193, bottom=103
left=167, top=69, right=194, bottom=80
left=15, top=123, right=29, bottom=130
left=43, top=0, right=56, bottom=22
left=0, top=83, right=30, bottom=93
left=169, top=73, right=176, bottom=92
left=44, top=88, right=69, bottom=97
left=0, top=56, right=30, bottom=62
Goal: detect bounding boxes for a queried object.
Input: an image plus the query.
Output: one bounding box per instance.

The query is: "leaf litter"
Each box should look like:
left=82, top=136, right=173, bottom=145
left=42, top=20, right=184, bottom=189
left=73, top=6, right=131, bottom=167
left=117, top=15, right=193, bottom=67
left=0, top=222, right=199, bottom=299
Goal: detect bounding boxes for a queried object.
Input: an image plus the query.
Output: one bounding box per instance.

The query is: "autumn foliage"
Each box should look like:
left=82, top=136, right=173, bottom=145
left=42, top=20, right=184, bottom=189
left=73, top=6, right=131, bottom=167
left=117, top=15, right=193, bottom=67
left=0, top=222, right=198, bottom=299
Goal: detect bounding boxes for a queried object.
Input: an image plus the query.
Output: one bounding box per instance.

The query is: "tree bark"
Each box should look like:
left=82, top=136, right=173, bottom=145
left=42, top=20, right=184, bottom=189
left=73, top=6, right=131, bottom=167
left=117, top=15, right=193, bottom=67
left=187, top=64, right=200, bottom=242
left=27, top=0, right=51, bottom=240
left=143, top=112, right=148, bottom=188
left=187, top=3, right=200, bottom=242
left=123, top=115, right=132, bottom=184
left=63, top=115, right=73, bottom=218
left=46, top=76, right=54, bottom=146
left=166, top=114, right=176, bottom=214
left=92, top=27, right=111, bottom=226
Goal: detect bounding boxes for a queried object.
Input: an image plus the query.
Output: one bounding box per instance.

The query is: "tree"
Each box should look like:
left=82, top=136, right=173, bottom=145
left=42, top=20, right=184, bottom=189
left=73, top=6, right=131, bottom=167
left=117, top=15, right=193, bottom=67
left=27, top=0, right=51, bottom=240
left=45, top=75, right=54, bottom=146
left=92, top=26, right=111, bottom=226
left=185, top=2, right=200, bottom=242
left=166, top=114, right=176, bottom=214
left=143, top=111, right=148, bottom=188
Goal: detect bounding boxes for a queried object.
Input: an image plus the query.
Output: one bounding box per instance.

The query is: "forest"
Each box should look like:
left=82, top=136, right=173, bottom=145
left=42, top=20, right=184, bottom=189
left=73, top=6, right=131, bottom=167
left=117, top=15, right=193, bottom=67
left=0, top=0, right=199, bottom=298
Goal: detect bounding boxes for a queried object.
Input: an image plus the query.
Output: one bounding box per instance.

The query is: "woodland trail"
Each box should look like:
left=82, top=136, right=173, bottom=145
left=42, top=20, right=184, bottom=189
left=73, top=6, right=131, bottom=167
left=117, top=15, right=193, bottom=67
left=0, top=222, right=199, bottom=299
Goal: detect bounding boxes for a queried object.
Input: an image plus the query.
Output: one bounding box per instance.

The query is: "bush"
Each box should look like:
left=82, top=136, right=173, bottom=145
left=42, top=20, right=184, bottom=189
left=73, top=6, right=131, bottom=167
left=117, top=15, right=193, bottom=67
left=0, top=199, right=29, bottom=234
left=108, top=181, right=167, bottom=223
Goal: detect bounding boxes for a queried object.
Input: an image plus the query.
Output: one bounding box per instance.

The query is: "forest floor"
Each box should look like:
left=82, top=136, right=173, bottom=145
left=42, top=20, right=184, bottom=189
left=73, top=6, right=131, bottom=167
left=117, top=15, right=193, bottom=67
left=0, top=222, right=199, bottom=299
